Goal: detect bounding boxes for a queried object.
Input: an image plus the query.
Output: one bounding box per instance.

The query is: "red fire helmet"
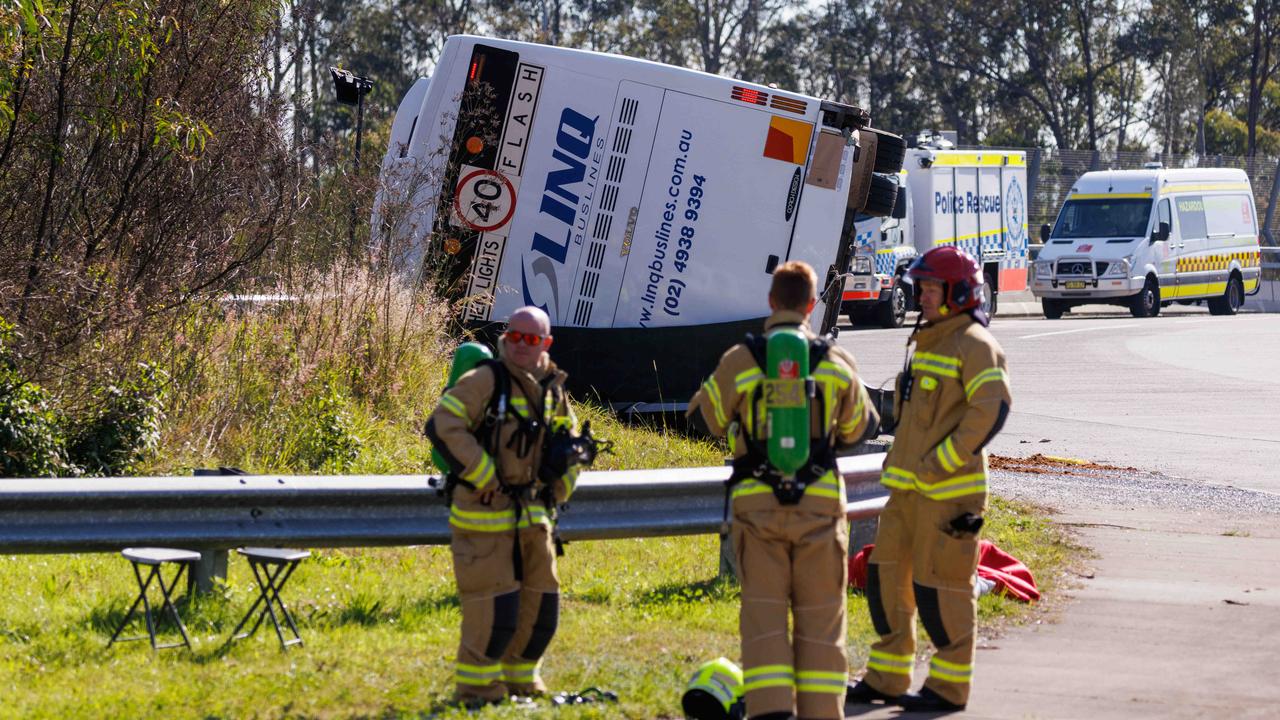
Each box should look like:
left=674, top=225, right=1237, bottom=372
left=905, top=245, right=986, bottom=318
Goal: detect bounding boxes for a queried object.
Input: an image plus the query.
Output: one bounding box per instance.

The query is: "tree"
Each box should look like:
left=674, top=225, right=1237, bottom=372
left=0, top=0, right=295, bottom=375
left=1245, top=0, right=1280, bottom=156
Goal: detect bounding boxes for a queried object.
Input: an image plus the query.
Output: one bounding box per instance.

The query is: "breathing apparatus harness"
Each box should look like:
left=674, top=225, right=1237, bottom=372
left=719, top=328, right=839, bottom=536
left=438, top=359, right=610, bottom=574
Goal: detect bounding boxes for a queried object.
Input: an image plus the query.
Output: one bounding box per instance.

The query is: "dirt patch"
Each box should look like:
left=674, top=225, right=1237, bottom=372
left=990, top=453, right=1139, bottom=475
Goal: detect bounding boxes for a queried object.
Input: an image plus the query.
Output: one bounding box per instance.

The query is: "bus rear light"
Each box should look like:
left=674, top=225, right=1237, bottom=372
left=731, top=86, right=768, bottom=105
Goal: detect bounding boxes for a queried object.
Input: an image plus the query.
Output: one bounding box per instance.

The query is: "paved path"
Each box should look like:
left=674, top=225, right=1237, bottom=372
left=837, top=310, right=1280, bottom=718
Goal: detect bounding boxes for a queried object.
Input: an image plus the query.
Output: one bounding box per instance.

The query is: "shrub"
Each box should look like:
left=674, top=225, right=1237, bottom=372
left=67, top=363, right=169, bottom=476
left=0, top=318, right=74, bottom=477
left=291, top=373, right=363, bottom=473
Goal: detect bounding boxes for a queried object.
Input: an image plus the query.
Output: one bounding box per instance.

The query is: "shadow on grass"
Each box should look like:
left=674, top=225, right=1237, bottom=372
left=631, top=575, right=738, bottom=607
left=302, top=590, right=460, bottom=630
left=83, top=584, right=240, bottom=634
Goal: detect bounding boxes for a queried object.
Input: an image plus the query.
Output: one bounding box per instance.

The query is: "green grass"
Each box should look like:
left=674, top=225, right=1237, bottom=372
left=0, top=495, right=1076, bottom=719
left=2, top=274, right=1079, bottom=717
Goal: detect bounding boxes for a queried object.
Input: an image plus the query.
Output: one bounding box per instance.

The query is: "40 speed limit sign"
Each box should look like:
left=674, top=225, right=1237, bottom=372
left=451, top=166, right=519, bottom=235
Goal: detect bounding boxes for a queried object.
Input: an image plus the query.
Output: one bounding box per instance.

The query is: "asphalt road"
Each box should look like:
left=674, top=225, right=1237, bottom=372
left=834, top=311, right=1280, bottom=719
left=838, top=311, right=1280, bottom=495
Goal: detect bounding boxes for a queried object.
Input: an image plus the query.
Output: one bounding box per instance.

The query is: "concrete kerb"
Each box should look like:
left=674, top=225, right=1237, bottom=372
left=995, top=289, right=1265, bottom=319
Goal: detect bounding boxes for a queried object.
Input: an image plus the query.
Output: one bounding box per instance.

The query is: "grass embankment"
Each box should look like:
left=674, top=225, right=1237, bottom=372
left=0, top=496, right=1074, bottom=719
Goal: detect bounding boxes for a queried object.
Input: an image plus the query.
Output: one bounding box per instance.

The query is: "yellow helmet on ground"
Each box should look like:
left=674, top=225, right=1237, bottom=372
left=682, top=657, right=745, bottom=720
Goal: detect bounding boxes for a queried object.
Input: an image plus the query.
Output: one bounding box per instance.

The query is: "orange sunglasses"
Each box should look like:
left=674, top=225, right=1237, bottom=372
left=503, top=330, right=553, bottom=348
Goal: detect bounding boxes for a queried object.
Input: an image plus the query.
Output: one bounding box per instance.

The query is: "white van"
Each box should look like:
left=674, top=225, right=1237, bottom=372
left=1032, top=168, right=1261, bottom=318
left=842, top=148, right=1030, bottom=327
left=373, top=35, right=903, bottom=407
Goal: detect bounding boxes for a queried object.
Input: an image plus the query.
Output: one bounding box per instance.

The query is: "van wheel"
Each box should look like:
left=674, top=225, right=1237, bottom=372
left=1042, top=298, right=1065, bottom=319
left=867, top=128, right=907, bottom=174
left=863, top=173, right=898, bottom=217
left=1130, top=276, right=1161, bottom=318
left=876, top=281, right=908, bottom=328
left=981, top=270, right=998, bottom=318
left=1208, top=274, right=1244, bottom=316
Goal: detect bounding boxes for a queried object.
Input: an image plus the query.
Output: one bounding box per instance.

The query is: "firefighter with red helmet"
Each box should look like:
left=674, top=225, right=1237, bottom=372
left=847, top=245, right=1012, bottom=712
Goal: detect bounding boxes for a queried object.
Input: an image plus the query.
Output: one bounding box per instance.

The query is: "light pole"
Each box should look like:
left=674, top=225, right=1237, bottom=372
left=330, top=67, right=374, bottom=256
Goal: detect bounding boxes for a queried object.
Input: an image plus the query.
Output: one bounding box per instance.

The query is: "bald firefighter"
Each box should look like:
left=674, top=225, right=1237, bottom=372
left=689, top=261, right=879, bottom=720
left=847, top=245, right=1012, bottom=712
left=426, top=306, right=586, bottom=706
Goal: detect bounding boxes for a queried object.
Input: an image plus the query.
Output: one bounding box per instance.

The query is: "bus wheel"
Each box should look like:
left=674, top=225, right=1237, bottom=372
left=1208, top=274, right=1243, bottom=316
left=1042, top=298, right=1065, bottom=319
left=877, top=281, right=908, bottom=328
left=1130, top=276, right=1161, bottom=318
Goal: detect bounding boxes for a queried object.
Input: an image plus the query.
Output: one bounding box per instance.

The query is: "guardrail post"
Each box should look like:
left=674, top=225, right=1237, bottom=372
left=848, top=518, right=877, bottom=559
left=191, top=549, right=229, bottom=594
left=718, top=534, right=737, bottom=580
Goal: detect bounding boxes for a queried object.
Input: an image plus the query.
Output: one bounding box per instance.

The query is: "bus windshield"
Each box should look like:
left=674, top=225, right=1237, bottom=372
left=1051, top=198, right=1153, bottom=239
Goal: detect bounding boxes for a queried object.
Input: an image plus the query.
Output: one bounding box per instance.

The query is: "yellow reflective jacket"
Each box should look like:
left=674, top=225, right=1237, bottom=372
left=881, top=312, right=1011, bottom=502
left=688, top=310, right=879, bottom=517
left=426, top=354, right=578, bottom=533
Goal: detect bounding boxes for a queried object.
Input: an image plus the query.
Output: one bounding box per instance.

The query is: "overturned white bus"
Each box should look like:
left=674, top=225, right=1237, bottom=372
left=374, top=35, right=904, bottom=408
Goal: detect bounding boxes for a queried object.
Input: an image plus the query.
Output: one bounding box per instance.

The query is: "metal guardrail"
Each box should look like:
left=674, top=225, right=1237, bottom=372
left=0, top=454, right=888, bottom=555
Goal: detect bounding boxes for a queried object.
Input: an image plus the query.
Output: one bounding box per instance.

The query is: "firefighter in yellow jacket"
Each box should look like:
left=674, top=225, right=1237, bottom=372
left=688, top=261, right=879, bottom=720
left=847, top=245, right=1012, bottom=712
left=425, top=306, right=583, bottom=706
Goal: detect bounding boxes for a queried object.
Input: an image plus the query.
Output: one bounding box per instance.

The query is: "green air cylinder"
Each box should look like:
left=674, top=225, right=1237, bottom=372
left=431, top=342, right=494, bottom=472
left=764, top=328, right=811, bottom=475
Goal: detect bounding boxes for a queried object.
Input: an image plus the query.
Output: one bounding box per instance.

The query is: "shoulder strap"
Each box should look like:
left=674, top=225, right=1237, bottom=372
left=478, top=359, right=509, bottom=417
left=744, top=333, right=768, bottom=371
left=808, top=335, right=833, bottom=371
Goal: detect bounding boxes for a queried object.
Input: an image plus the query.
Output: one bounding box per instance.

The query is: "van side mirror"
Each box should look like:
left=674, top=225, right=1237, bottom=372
left=891, top=187, right=907, bottom=219
left=1039, top=224, right=1051, bottom=243
left=1151, top=221, right=1170, bottom=244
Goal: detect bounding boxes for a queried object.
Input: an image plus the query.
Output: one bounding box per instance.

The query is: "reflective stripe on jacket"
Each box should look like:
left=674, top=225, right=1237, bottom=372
left=426, top=354, right=578, bottom=532
left=688, top=310, right=879, bottom=517
left=882, top=313, right=1011, bottom=501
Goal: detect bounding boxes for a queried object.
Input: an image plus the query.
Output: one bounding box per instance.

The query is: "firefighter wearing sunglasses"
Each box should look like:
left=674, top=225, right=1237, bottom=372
left=426, top=306, right=600, bottom=706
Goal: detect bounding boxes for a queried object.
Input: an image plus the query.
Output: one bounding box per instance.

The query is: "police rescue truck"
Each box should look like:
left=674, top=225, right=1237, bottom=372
left=1032, top=167, right=1261, bottom=318
left=840, top=148, right=1030, bottom=327
left=374, top=35, right=903, bottom=408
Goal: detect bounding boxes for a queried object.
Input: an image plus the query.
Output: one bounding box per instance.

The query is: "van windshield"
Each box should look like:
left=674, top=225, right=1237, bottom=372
left=1051, top=198, right=1153, bottom=239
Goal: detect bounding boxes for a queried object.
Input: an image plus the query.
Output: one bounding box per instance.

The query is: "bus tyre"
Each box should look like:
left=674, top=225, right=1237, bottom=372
left=876, top=280, right=908, bottom=328
left=863, top=173, right=899, bottom=217
left=867, top=128, right=907, bottom=174
left=1042, top=298, right=1065, bottom=319
left=1130, top=276, right=1161, bottom=318
left=1208, top=274, right=1244, bottom=316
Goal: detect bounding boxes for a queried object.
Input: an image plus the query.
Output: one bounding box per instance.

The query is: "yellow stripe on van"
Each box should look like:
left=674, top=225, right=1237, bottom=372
left=933, top=227, right=1015, bottom=246
left=1171, top=282, right=1227, bottom=299
left=929, top=153, right=1025, bottom=167
left=1067, top=193, right=1152, bottom=200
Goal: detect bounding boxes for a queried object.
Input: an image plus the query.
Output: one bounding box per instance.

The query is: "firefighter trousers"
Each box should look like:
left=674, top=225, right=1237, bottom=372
left=732, top=508, right=849, bottom=719
left=451, top=524, right=560, bottom=700
left=862, top=489, right=984, bottom=707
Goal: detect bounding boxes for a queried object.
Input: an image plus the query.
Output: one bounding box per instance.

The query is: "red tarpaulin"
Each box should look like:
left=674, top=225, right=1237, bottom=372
left=848, top=540, right=1040, bottom=602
